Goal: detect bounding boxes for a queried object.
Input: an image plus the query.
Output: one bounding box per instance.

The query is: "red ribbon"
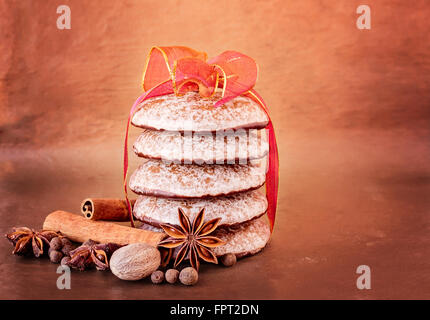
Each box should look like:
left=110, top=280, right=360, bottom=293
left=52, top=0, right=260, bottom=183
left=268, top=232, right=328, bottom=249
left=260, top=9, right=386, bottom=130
left=124, top=46, right=279, bottom=232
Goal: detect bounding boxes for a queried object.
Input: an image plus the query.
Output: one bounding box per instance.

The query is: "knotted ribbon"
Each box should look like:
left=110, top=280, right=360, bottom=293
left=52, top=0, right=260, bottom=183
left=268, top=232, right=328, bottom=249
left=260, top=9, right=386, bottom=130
left=124, top=46, right=279, bottom=232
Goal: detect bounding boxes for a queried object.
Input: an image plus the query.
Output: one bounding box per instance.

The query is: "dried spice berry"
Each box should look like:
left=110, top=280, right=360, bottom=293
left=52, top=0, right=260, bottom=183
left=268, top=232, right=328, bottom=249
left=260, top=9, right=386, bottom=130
left=151, top=270, right=164, bottom=284
left=165, top=269, right=179, bottom=284
left=49, top=237, right=63, bottom=251
left=49, top=250, right=63, bottom=263
left=220, top=253, right=236, bottom=267
left=61, top=244, right=75, bottom=256
left=61, top=237, right=72, bottom=247
left=179, top=267, right=198, bottom=286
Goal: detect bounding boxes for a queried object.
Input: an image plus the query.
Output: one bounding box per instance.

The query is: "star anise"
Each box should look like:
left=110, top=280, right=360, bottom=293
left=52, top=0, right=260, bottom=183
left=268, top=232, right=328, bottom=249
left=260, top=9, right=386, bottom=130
left=67, top=239, right=122, bottom=271
left=158, top=208, right=225, bottom=271
left=5, top=227, right=60, bottom=257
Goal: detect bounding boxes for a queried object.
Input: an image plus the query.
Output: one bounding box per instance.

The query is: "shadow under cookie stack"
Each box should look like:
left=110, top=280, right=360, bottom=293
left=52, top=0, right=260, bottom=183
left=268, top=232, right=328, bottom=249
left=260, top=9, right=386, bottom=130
left=128, top=91, right=271, bottom=262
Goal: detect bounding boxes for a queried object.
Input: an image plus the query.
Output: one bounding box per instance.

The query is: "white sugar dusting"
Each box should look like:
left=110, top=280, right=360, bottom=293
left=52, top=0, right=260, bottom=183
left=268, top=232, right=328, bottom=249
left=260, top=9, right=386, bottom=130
left=131, top=92, right=269, bottom=131
left=133, top=128, right=269, bottom=163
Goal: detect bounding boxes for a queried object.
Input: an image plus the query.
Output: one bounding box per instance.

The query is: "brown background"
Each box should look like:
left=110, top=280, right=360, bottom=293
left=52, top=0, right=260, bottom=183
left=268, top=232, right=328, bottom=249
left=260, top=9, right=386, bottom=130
left=1, top=0, right=429, bottom=299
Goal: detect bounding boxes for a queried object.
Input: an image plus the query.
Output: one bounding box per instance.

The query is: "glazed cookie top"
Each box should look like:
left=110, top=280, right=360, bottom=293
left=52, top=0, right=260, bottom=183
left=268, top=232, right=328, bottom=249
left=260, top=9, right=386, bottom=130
left=133, top=128, right=269, bottom=164
left=129, top=158, right=267, bottom=198
left=133, top=190, right=268, bottom=227
left=131, top=92, right=269, bottom=132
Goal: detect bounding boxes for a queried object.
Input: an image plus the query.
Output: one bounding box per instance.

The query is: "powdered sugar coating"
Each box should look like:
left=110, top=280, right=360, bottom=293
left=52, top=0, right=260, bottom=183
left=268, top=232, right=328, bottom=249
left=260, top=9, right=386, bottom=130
left=213, top=217, right=270, bottom=257
left=129, top=158, right=267, bottom=198
left=131, top=92, right=269, bottom=132
left=133, top=190, right=268, bottom=227
left=133, top=128, right=269, bottom=164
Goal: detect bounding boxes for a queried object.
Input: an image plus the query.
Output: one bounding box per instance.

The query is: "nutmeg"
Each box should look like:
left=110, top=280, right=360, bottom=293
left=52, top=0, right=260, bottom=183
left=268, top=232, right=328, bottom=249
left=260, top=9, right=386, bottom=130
left=151, top=270, right=164, bottom=284
left=165, top=269, right=179, bottom=284
left=110, top=243, right=161, bottom=281
left=179, top=267, right=198, bottom=286
left=220, top=253, right=237, bottom=267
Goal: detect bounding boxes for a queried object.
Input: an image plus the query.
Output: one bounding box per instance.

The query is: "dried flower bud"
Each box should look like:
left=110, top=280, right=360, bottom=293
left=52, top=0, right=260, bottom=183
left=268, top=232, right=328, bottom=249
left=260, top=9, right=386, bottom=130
left=151, top=270, right=164, bottom=284
left=179, top=267, right=198, bottom=286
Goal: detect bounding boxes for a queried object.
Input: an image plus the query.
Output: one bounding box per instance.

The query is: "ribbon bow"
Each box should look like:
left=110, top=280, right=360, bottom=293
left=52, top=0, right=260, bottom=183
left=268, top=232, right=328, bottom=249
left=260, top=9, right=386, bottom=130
left=124, top=46, right=279, bottom=232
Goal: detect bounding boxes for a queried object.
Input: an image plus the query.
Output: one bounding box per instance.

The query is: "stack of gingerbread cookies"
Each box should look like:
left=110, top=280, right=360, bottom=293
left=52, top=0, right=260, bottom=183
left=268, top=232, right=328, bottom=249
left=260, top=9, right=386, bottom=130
left=129, top=91, right=271, bottom=259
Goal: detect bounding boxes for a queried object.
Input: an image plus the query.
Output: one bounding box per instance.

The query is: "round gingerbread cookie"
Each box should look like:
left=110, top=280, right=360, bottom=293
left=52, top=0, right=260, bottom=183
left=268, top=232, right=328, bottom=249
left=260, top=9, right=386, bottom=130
left=129, top=158, right=267, bottom=198
left=131, top=92, right=269, bottom=132
left=133, top=190, right=268, bottom=228
left=133, top=128, right=268, bottom=164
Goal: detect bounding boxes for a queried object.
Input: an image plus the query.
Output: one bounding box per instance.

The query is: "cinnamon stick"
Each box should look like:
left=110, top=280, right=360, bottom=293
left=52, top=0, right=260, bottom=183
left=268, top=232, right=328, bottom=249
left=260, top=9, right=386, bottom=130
left=43, top=210, right=165, bottom=246
left=81, top=198, right=136, bottom=221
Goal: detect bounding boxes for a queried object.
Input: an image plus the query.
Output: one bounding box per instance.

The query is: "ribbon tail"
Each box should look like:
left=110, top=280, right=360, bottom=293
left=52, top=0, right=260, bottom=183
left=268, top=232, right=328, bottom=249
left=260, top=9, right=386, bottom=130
left=245, top=89, right=279, bottom=232
left=265, top=120, right=279, bottom=232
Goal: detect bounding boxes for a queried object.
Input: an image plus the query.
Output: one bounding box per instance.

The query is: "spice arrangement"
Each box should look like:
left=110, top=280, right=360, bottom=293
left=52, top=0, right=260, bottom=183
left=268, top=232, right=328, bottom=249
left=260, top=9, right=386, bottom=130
left=49, top=236, right=75, bottom=264
left=5, top=46, right=279, bottom=287
left=5, top=200, right=244, bottom=285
